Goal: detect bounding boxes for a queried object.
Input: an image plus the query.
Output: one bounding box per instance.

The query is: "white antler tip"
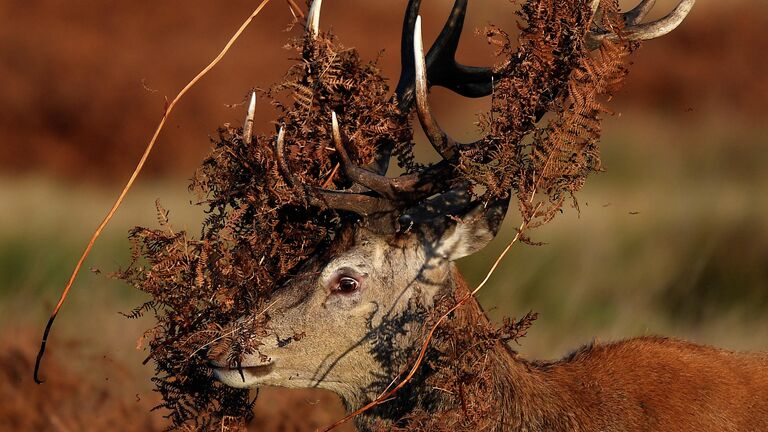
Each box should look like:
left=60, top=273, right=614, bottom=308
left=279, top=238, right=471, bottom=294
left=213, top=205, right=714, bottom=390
left=413, top=15, right=426, bottom=80
left=307, top=0, right=322, bottom=38
left=413, top=16, right=427, bottom=96
left=414, top=15, right=422, bottom=38
left=331, top=111, right=342, bottom=144
left=248, top=92, right=256, bottom=113
left=243, top=92, right=257, bottom=145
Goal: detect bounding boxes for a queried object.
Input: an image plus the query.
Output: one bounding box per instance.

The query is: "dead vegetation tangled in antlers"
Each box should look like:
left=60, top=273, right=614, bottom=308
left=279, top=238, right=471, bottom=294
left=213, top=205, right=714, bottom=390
left=473, top=0, right=632, bottom=228
left=119, top=29, right=406, bottom=429
left=119, top=0, right=634, bottom=429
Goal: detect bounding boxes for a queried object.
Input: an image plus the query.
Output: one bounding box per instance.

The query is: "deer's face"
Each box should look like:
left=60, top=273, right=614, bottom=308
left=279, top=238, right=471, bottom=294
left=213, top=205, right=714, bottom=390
left=210, top=208, right=498, bottom=399
left=210, top=227, right=447, bottom=395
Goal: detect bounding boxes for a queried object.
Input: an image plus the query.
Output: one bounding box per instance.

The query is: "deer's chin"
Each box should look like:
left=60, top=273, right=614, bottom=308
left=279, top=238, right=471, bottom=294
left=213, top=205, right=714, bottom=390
left=212, top=362, right=276, bottom=389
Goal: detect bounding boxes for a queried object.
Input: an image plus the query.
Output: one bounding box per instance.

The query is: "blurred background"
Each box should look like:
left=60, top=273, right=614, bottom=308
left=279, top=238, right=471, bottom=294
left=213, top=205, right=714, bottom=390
left=1, top=0, right=766, bottom=430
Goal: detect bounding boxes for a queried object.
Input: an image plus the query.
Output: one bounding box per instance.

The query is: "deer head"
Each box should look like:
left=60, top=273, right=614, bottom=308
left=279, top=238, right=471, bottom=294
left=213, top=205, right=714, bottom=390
left=210, top=197, right=504, bottom=404
left=209, top=0, right=695, bottom=418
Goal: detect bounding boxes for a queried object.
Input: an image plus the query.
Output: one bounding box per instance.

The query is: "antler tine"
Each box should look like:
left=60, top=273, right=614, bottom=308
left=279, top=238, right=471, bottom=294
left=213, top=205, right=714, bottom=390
left=393, top=0, right=421, bottom=111
left=243, top=92, right=256, bottom=145
left=395, top=0, right=495, bottom=113
left=307, top=0, right=322, bottom=38
left=330, top=111, right=458, bottom=201
left=414, top=16, right=460, bottom=162
left=275, top=125, right=396, bottom=216
left=380, top=0, right=494, bottom=176
left=624, top=0, right=657, bottom=26
left=275, top=127, right=295, bottom=187
left=624, top=0, right=695, bottom=40
left=331, top=112, right=397, bottom=200
left=426, top=0, right=494, bottom=98
left=589, top=0, right=695, bottom=47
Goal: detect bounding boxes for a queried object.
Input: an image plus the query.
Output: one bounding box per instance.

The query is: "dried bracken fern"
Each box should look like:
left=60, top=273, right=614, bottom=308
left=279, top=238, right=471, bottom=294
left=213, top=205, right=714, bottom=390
left=118, top=0, right=636, bottom=429
left=118, top=29, right=409, bottom=429
left=469, top=0, right=633, bottom=221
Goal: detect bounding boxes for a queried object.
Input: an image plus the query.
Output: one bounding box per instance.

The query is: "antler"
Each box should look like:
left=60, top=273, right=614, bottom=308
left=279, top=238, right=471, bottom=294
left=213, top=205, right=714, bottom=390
left=394, top=0, right=494, bottom=113
left=587, top=0, right=696, bottom=49
left=306, top=0, right=322, bottom=39
left=413, top=16, right=461, bottom=162
left=281, top=0, right=695, bottom=231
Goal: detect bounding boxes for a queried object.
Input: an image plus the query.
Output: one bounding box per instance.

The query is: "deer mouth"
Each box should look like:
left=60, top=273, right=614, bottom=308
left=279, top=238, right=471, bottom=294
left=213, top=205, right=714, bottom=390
left=211, top=362, right=276, bottom=388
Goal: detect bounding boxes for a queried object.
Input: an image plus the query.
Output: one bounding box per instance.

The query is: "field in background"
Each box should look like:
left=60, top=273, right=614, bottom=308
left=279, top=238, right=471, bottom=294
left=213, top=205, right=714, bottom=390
left=1, top=0, right=765, bottom=178
left=468, top=112, right=768, bottom=357
left=1, top=0, right=767, bottom=430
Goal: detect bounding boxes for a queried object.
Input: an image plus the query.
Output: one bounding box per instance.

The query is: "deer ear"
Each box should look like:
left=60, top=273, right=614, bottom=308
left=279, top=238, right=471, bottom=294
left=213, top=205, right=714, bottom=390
left=432, top=200, right=508, bottom=261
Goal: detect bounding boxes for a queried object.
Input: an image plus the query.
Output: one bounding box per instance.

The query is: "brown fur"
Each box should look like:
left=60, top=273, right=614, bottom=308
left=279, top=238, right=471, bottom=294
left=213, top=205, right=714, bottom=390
left=443, top=271, right=768, bottom=432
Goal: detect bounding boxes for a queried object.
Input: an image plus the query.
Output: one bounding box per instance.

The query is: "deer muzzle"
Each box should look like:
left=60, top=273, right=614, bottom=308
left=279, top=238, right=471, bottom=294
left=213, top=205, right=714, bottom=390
left=211, top=360, right=276, bottom=388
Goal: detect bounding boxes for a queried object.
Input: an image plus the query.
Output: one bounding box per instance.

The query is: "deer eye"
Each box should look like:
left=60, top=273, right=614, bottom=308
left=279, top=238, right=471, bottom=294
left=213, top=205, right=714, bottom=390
left=334, top=276, right=360, bottom=294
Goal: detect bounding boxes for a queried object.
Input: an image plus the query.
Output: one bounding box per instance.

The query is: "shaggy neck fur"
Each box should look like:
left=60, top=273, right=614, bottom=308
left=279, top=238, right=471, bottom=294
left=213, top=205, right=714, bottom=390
left=346, top=268, right=768, bottom=431
left=345, top=268, right=583, bottom=431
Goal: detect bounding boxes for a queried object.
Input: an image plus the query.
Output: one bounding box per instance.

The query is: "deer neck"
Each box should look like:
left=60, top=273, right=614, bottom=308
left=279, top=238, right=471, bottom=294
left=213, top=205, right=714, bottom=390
left=349, top=267, right=582, bottom=432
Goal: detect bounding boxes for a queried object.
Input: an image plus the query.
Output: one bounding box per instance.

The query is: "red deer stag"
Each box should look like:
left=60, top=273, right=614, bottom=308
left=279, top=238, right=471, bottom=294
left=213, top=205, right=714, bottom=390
left=210, top=0, right=768, bottom=430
